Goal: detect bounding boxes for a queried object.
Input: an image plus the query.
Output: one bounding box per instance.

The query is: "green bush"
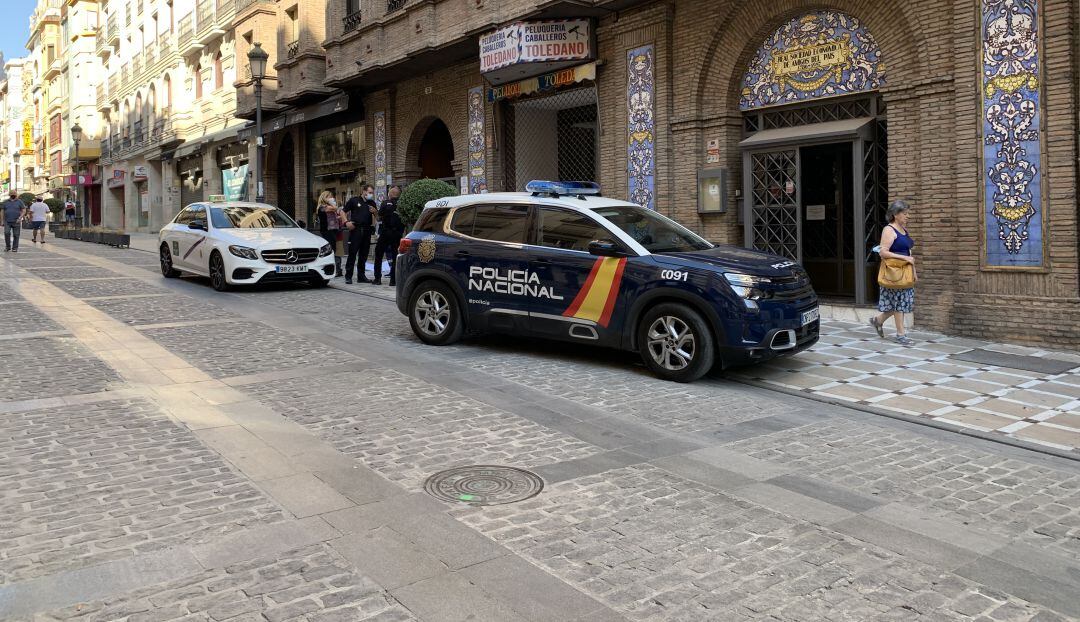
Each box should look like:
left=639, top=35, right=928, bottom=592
left=45, top=198, right=65, bottom=216
left=398, top=179, right=457, bottom=226
left=18, top=193, right=34, bottom=206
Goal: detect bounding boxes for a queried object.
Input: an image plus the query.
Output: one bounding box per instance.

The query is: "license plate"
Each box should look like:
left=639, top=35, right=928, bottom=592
left=800, top=307, right=820, bottom=326
left=275, top=265, right=308, bottom=274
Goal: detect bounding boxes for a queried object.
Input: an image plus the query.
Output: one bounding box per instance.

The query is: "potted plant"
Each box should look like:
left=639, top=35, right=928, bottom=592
left=398, top=179, right=459, bottom=228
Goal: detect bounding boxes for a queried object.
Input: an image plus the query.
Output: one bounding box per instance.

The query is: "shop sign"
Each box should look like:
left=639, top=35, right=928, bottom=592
left=706, top=139, right=720, bottom=164
left=480, top=19, right=593, bottom=84
left=140, top=187, right=149, bottom=213
left=487, top=62, right=596, bottom=102
left=63, top=174, right=94, bottom=185
left=132, top=165, right=148, bottom=181
left=222, top=164, right=249, bottom=201
left=20, top=120, right=34, bottom=155
left=107, top=169, right=125, bottom=188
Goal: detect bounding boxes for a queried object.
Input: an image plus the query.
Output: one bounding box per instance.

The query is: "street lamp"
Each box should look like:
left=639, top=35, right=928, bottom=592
left=70, top=122, right=83, bottom=227
left=247, top=42, right=269, bottom=203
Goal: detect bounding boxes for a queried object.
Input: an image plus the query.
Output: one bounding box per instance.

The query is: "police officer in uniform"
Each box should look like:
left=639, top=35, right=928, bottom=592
left=373, top=185, right=404, bottom=286
left=343, top=184, right=378, bottom=284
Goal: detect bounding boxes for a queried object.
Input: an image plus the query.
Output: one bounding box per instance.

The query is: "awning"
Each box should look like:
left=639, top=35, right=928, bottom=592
left=171, top=124, right=245, bottom=160
left=237, top=92, right=351, bottom=140
left=739, top=117, right=874, bottom=149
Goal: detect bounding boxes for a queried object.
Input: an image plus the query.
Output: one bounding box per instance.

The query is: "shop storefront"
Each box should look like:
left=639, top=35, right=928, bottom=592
left=307, top=119, right=365, bottom=223
left=481, top=19, right=598, bottom=193
left=132, top=165, right=150, bottom=228
left=106, top=169, right=125, bottom=227
left=176, top=153, right=204, bottom=209
left=218, top=142, right=249, bottom=201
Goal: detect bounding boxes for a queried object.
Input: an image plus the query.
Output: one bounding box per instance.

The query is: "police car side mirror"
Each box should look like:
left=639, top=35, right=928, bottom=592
left=588, top=240, right=626, bottom=257
left=189, top=220, right=206, bottom=231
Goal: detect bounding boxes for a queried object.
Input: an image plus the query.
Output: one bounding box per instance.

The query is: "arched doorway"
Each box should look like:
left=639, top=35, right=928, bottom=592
left=276, top=133, right=296, bottom=221
left=417, top=119, right=454, bottom=181
left=737, top=10, right=887, bottom=304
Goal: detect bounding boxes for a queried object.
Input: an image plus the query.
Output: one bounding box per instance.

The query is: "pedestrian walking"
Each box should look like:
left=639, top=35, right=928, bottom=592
left=373, top=185, right=404, bottom=286
left=869, top=200, right=917, bottom=345
left=29, top=196, right=50, bottom=244
left=64, top=200, right=76, bottom=224
left=2, top=191, right=26, bottom=252
left=316, top=190, right=345, bottom=277
left=342, top=184, right=377, bottom=284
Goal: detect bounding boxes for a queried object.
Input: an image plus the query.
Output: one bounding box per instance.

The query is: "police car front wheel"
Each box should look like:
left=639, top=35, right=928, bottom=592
left=638, top=303, right=715, bottom=382
left=408, top=281, right=463, bottom=345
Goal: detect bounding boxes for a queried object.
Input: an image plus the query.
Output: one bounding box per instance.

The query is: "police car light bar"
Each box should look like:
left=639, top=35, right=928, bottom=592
left=526, top=180, right=601, bottom=198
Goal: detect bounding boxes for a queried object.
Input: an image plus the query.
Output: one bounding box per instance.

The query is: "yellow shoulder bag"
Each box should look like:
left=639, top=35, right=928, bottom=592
left=877, top=258, right=915, bottom=290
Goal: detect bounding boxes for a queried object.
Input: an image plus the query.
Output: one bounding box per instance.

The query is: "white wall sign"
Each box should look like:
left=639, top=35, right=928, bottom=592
left=806, top=204, right=826, bottom=221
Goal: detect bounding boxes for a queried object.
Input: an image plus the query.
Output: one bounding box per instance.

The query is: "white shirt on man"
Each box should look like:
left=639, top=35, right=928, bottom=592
left=29, top=201, right=49, bottom=222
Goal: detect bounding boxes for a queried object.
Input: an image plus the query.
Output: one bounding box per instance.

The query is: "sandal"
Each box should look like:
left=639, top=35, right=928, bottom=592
left=894, top=335, right=914, bottom=346
left=869, top=317, right=884, bottom=338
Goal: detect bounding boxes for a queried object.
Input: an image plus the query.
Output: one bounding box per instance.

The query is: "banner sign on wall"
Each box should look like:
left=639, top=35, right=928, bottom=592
left=467, top=87, right=487, bottom=194
left=487, top=62, right=596, bottom=102
left=222, top=164, right=249, bottom=201
left=980, top=0, right=1044, bottom=268
left=627, top=45, right=656, bottom=211
left=480, top=19, right=593, bottom=85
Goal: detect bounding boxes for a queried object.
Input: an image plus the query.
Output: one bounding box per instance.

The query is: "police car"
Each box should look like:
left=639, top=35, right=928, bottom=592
left=395, top=181, right=819, bottom=382
left=158, top=196, right=335, bottom=291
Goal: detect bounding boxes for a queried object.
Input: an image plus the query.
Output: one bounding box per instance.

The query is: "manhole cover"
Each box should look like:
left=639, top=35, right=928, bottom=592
left=424, top=465, right=544, bottom=505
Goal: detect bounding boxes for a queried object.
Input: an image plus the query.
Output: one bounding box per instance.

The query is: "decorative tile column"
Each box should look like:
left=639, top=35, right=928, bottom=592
left=627, top=45, right=656, bottom=210
left=467, top=87, right=487, bottom=194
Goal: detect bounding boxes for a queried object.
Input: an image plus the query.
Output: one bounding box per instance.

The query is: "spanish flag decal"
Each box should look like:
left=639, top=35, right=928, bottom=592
left=563, top=257, right=627, bottom=328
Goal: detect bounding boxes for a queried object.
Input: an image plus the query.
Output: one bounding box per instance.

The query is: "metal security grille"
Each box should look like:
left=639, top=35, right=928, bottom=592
left=750, top=149, right=800, bottom=259
left=744, top=97, right=875, bottom=133
left=503, top=87, right=598, bottom=192
left=863, top=120, right=889, bottom=263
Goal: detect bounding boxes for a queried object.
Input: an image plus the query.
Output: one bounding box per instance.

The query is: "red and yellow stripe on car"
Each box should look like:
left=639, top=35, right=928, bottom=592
left=562, top=257, right=627, bottom=328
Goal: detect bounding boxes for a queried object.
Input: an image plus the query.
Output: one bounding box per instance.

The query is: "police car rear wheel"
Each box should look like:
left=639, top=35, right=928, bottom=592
left=160, top=244, right=180, bottom=278
left=409, top=282, right=462, bottom=345
left=638, top=303, right=714, bottom=382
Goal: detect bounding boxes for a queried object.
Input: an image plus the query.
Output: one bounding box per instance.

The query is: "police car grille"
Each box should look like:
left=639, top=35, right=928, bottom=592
left=262, top=248, right=319, bottom=264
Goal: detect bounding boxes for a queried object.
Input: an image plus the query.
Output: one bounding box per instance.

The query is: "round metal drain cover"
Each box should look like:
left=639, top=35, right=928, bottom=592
left=424, top=465, right=544, bottom=505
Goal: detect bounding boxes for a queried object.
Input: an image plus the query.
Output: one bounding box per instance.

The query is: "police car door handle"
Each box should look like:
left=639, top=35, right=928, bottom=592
left=532, top=258, right=551, bottom=266
left=454, top=250, right=470, bottom=258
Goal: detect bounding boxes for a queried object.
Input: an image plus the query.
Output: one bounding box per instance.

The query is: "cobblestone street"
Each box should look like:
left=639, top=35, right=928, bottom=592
left=1, top=238, right=1079, bottom=621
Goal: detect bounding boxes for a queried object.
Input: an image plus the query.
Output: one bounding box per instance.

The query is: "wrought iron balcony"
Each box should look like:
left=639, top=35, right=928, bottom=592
left=178, top=14, right=194, bottom=48
left=106, top=14, right=119, bottom=42
left=234, top=0, right=272, bottom=12
left=343, top=10, right=362, bottom=34
left=386, top=0, right=406, bottom=14
left=132, top=56, right=142, bottom=79
left=286, top=39, right=299, bottom=59
left=136, top=0, right=143, bottom=14
left=196, top=0, right=214, bottom=32
left=125, top=2, right=131, bottom=26
left=145, top=45, right=157, bottom=68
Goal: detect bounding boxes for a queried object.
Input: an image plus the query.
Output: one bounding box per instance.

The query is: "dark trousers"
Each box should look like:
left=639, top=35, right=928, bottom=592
left=345, top=227, right=373, bottom=281
left=373, top=236, right=400, bottom=282
left=321, top=230, right=342, bottom=275
left=4, top=221, right=20, bottom=250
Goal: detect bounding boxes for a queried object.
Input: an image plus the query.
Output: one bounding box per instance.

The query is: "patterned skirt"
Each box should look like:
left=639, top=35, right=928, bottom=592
left=878, top=287, right=915, bottom=313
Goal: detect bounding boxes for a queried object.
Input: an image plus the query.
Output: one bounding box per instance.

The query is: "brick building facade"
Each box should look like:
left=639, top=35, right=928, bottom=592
left=249, top=0, right=1078, bottom=347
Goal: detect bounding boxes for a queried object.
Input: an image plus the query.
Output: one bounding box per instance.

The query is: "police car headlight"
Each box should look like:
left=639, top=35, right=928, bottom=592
left=318, top=244, right=332, bottom=257
left=724, top=272, right=771, bottom=300
left=228, top=245, right=259, bottom=260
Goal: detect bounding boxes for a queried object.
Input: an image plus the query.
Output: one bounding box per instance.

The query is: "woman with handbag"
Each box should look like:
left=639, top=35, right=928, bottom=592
left=870, top=200, right=917, bottom=345
left=316, top=190, right=345, bottom=277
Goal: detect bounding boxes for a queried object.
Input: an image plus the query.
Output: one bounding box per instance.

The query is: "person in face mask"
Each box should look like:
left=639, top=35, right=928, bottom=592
left=343, top=184, right=378, bottom=284
left=373, top=185, right=404, bottom=286
left=316, top=190, right=344, bottom=276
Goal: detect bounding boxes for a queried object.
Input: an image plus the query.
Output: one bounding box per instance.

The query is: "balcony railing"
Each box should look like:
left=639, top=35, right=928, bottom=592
left=109, top=74, right=120, bottom=96
left=125, top=3, right=131, bottom=26
left=216, top=0, right=233, bottom=15
left=145, top=45, right=157, bottom=67
left=106, top=14, right=119, bottom=41
left=286, top=39, right=299, bottom=59
left=132, top=56, right=142, bottom=79
left=158, top=33, right=175, bottom=57
left=96, top=84, right=105, bottom=104
left=136, top=0, right=143, bottom=14
left=343, top=9, right=362, bottom=34
left=121, top=64, right=130, bottom=85
left=235, top=0, right=273, bottom=12
left=196, top=0, right=214, bottom=32
left=178, top=14, right=193, bottom=48
left=386, top=0, right=406, bottom=14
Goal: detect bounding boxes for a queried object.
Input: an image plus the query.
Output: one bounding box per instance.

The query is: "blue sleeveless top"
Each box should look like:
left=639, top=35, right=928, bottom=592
left=887, top=225, right=914, bottom=257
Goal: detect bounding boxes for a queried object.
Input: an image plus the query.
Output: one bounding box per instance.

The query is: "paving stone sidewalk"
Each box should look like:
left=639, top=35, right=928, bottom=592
left=732, top=322, right=1080, bottom=454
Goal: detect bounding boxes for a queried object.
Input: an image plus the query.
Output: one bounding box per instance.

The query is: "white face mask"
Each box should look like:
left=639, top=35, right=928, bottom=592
left=366, top=193, right=374, bottom=201
left=327, top=198, right=337, bottom=206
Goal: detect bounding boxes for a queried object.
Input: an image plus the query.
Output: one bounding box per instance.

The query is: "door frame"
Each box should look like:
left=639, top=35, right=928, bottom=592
left=741, top=121, right=875, bottom=304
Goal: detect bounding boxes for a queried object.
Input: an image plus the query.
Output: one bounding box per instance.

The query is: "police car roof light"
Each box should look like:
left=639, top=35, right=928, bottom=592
left=526, top=181, right=601, bottom=198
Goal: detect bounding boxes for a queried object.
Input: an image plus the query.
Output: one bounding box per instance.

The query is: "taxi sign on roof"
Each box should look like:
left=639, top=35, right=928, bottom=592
left=208, top=194, right=227, bottom=203
left=526, top=180, right=601, bottom=197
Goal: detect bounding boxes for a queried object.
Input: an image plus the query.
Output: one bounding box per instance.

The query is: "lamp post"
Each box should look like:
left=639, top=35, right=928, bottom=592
left=70, top=122, right=83, bottom=227
left=247, top=43, right=269, bottom=203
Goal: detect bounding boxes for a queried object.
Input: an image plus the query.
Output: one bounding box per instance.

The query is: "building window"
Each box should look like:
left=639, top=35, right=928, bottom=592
left=163, top=74, right=172, bottom=109
left=49, top=115, right=62, bottom=145
left=194, top=63, right=202, bottom=99
left=52, top=151, right=63, bottom=176
left=213, top=53, right=223, bottom=90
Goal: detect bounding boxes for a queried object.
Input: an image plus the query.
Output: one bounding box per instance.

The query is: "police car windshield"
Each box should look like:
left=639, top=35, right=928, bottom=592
left=593, top=206, right=712, bottom=253
left=210, top=206, right=297, bottom=229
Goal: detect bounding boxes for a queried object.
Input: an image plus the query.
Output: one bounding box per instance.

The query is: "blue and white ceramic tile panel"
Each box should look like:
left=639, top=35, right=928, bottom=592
left=374, top=111, right=388, bottom=202
left=627, top=45, right=656, bottom=210
left=467, top=87, right=488, bottom=193
left=981, top=0, right=1044, bottom=268
left=738, top=11, right=884, bottom=111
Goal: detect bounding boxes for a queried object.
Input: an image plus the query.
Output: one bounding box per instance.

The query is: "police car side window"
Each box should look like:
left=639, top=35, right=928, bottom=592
left=469, top=205, right=529, bottom=244
left=415, top=208, right=450, bottom=233
left=538, top=208, right=614, bottom=252
left=450, top=207, right=475, bottom=236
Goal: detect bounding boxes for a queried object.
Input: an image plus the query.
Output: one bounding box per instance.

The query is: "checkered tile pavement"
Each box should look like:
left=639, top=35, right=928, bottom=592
left=733, top=321, right=1080, bottom=454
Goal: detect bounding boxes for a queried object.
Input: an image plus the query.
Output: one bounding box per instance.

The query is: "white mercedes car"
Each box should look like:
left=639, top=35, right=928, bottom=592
left=158, top=197, right=334, bottom=291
